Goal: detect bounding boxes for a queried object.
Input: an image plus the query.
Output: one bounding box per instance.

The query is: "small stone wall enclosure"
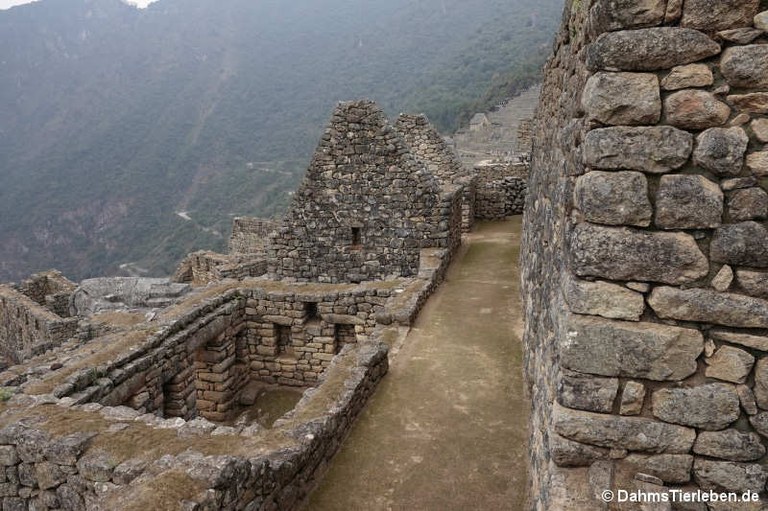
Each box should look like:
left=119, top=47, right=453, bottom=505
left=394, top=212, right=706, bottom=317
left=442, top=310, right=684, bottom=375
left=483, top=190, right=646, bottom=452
left=524, top=1, right=768, bottom=509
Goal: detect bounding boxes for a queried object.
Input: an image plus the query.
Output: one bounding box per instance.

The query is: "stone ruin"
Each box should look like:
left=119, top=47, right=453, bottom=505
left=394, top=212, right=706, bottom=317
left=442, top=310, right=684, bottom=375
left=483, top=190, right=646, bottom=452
left=524, top=0, right=768, bottom=509
left=0, top=98, right=529, bottom=510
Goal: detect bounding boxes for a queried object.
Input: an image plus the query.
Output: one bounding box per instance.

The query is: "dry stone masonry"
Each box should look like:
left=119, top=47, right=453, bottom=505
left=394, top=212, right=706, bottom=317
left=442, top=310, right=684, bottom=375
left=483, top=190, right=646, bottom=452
left=524, top=0, right=768, bottom=508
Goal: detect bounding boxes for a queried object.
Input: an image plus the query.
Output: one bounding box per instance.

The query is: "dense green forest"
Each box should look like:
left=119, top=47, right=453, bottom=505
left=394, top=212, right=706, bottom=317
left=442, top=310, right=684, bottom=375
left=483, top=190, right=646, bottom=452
left=0, top=0, right=563, bottom=281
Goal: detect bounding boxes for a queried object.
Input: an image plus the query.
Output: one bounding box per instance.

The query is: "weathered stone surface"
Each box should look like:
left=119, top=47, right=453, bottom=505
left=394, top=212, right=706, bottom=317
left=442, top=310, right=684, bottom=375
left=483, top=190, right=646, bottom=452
left=756, top=10, right=768, bottom=30
left=588, top=0, right=667, bottom=32
left=655, top=174, right=723, bottom=229
left=711, top=222, right=768, bottom=267
left=746, top=152, right=768, bottom=176
left=553, top=404, right=696, bottom=453
left=661, top=64, right=714, bottom=91
left=583, top=126, right=693, bottom=173
left=728, top=93, right=768, bottom=114
left=551, top=434, right=609, bottom=467
left=76, top=452, right=115, bottom=482
left=721, top=176, right=757, bottom=191
left=728, top=187, right=768, bottom=222
left=561, top=314, right=703, bottom=381
left=665, top=90, right=731, bottom=130
left=711, top=329, right=768, bottom=351
left=35, top=462, right=66, bottom=490
left=574, top=171, right=652, bottom=228
left=586, top=28, right=721, bottom=72
left=649, top=286, right=768, bottom=328
left=620, top=381, right=646, bottom=416
left=44, top=432, right=95, bottom=466
left=112, top=458, right=147, bottom=485
left=558, top=371, right=619, bottom=413
left=0, top=446, right=17, bottom=466
left=752, top=118, right=768, bottom=143
left=652, top=383, right=740, bottom=430
left=694, top=430, right=766, bottom=462
left=693, top=459, right=767, bottom=493
left=705, top=345, right=755, bottom=384
left=711, top=265, right=734, bottom=292
left=582, top=72, right=661, bottom=125
left=754, top=358, right=768, bottom=409
left=737, top=384, right=759, bottom=415
left=693, top=127, right=749, bottom=176
left=571, top=223, right=709, bottom=285
left=681, top=0, right=760, bottom=31
left=721, top=46, right=768, bottom=89
left=736, top=270, right=768, bottom=298
left=717, top=27, right=764, bottom=44
left=619, top=454, right=693, bottom=484
left=564, top=277, right=645, bottom=321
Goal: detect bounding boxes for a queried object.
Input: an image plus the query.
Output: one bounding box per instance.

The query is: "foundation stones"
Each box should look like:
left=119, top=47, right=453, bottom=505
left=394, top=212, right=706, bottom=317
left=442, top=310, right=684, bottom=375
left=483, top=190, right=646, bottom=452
left=582, top=72, right=661, bottom=125
left=583, top=126, right=693, bottom=173
left=651, top=383, right=740, bottom=430
left=570, top=223, right=709, bottom=284
left=573, top=171, right=652, bottom=227
left=585, top=28, right=721, bottom=72
left=561, top=314, right=703, bottom=381
left=655, top=174, right=723, bottom=229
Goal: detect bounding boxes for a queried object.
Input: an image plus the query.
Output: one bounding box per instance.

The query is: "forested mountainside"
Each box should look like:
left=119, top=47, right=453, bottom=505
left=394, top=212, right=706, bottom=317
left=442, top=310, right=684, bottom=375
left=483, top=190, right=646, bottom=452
left=0, top=0, right=563, bottom=281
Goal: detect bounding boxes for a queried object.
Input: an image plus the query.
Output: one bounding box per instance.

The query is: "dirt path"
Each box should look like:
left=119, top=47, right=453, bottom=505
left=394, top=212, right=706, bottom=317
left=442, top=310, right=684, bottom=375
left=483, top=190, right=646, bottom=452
left=303, top=219, right=527, bottom=511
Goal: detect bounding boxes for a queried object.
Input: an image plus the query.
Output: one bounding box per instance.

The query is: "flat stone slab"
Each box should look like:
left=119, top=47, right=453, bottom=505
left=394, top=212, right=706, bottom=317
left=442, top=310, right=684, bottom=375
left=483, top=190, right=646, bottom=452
left=570, top=223, right=709, bottom=285
left=652, top=383, right=740, bottom=430
left=649, top=286, right=768, bottom=328
left=553, top=404, right=696, bottom=453
left=583, top=126, right=693, bottom=173
left=561, top=314, right=703, bottom=381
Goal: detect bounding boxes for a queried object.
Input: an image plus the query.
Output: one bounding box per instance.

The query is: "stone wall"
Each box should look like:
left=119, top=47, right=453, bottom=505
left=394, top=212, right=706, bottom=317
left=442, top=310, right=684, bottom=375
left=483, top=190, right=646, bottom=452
left=268, top=100, right=452, bottom=283
left=228, top=217, right=280, bottom=255
left=15, top=270, right=77, bottom=318
left=173, top=251, right=268, bottom=286
left=0, top=286, right=79, bottom=366
left=524, top=0, right=768, bottom=508
left=475, top=162, right=529, bottom=219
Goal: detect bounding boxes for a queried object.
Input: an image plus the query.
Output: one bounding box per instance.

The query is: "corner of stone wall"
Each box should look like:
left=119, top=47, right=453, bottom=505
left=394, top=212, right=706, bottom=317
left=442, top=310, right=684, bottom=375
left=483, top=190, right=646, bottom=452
left=525, top=0, right=768, bottom=508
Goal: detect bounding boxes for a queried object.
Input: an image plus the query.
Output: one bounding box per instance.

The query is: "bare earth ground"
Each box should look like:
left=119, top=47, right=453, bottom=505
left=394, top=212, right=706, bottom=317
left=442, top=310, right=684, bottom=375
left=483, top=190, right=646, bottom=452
left=303, top=218, right=527, bottom=511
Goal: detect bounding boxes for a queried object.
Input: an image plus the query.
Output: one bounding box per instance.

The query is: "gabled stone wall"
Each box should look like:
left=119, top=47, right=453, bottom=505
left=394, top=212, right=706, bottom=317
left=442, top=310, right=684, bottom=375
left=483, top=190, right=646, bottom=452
left=228, top=217, right=280, bottom=255
left=16, top=270, right=77, bottom=318
left=268, top=100, right=453, bottom=283
left=524, top=0, right=768, bottom=508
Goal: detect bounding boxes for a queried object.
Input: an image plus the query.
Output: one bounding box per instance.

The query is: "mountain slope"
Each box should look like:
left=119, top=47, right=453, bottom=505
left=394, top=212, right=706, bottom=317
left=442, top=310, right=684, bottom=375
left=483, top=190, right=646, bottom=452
left=0, top=0, right=563, bottom=281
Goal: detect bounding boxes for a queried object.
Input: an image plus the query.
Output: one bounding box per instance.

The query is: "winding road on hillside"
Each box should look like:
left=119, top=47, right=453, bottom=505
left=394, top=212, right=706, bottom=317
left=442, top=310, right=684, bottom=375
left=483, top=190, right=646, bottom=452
left=304, top=218, right=527, bottom=511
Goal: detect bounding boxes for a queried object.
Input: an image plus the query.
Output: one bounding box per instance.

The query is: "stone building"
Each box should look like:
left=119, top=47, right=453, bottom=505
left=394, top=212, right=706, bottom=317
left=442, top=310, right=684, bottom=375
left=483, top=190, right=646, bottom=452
left=267, top=100, right=462, bottom=283
left=524, top=0, right=768, bottom=508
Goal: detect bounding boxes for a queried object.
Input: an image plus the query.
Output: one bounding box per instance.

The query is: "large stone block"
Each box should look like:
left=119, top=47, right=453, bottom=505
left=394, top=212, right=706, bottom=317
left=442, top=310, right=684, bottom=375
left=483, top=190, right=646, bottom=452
left=564, top=276, right=645, bottom=321
left=727, top=93, right=768, bottom=114
left=665, top=90, right=731, bottom=130
left=682, top=0, right=759, bottom=30
left=710, top=329, right=768, bottom=352
left=728, top=187, right=768, bottom=222
left=582, top=72, right=661, bottom=125
left=557, top=371, right=619, bottom=413
left=747, top=152, right=768, bottom=176
left=693, top=459, right=767, bottom=493
left=570, top=223, right=709, bottom=285
left=652, top=383, right=740, bottom=430
left=553, top=403, right=696, bottom=453
left=574, top=171, right=652, bottom=228
left=583, top=126, right=693, bottom=173
left=693, top=127, right=748, bottom=176
left=655, top=174, right=723, bottom=229
left=649, top=286, right=768, bottom=328
left=711, top=221, right=768, bottom=267
left=694, top=430, right=766, bottom=462
left=618, top=454, right=693, bottom=484
left=588, top=0, right=666, bottom=32
left=705, top=345, right=755, bottom=384
left=661, top=63, right=714, bottom=91
left=550, top=434, right=609, bottom=467
left=736, top=270, right=768, bottom=298
left=561, top=314, right=703, bottom=381
left=721, top=45, right=768, bottom=89
left=586, top=28, right=721, bottom=72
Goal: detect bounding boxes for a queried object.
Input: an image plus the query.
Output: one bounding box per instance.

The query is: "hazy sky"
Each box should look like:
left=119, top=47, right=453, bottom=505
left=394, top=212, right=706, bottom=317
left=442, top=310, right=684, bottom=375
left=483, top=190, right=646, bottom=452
left=0, top=0, right=158, bottom=9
